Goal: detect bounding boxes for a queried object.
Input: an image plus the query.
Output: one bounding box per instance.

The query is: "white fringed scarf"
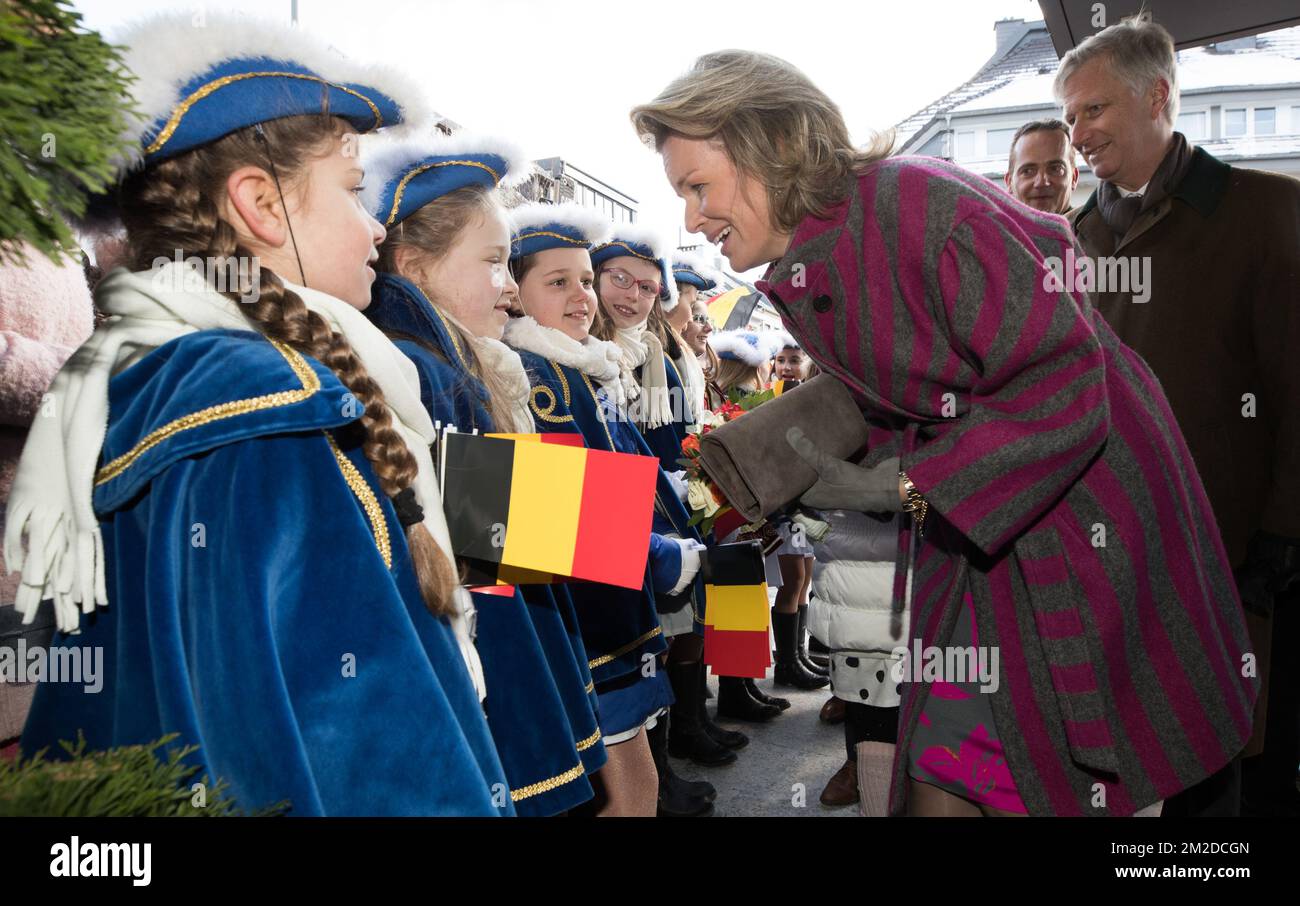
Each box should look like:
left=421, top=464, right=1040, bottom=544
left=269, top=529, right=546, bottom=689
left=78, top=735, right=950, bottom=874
left=470, top=335, right=534, bottom=434
left=613, top=323, right=673, bottom=431
left=3, top=262, right=486, bottom=697
left=673, top=348, right=706, bottom=427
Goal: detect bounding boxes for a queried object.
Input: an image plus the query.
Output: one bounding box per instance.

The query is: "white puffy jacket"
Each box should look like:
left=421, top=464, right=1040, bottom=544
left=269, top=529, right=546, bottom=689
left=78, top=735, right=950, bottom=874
left=806, top=510, right=910, bottom=707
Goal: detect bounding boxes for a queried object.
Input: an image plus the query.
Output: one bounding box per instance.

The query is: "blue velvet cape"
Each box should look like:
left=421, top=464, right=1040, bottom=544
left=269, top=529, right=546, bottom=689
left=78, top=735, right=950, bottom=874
left=366, top=274, right=606, bottom=809
left=636, top=352, right=691, bottom=475
left=21, top=329, right=511, bottom=816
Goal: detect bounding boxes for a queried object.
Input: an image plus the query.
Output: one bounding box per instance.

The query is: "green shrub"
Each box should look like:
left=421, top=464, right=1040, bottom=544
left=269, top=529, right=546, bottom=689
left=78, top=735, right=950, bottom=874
left=0, top=0, right=139, bottom=266
left=0, top=733, right=289, bottom=817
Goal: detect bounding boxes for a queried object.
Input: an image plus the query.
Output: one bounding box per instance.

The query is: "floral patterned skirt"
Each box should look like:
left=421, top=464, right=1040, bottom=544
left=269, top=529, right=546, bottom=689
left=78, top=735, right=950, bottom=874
left=906, top=591, right=1028, bottom=814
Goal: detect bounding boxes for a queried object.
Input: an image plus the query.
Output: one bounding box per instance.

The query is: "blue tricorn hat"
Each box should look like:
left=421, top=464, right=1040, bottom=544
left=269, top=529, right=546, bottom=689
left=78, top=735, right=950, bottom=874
left=111, top=13, right=428, bottom=176
left=362, top=133, right=533, bottom=228
left=589, top=224, right=678, bottom=310
left=509, top=203, right=613, bottom=260
left=671, top=249, right=721, bottom=294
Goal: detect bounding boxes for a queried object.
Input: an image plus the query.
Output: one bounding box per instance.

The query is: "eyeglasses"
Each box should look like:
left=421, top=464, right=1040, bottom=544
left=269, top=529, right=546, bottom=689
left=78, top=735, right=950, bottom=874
left=603, top=268, right=661, bottom=301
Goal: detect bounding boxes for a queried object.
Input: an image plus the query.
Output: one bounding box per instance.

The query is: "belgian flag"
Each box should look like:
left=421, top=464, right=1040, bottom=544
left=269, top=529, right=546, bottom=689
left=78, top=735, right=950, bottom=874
left=701, top=541, right=772, bottom=678
left=440, top=432, right=659, bottom=590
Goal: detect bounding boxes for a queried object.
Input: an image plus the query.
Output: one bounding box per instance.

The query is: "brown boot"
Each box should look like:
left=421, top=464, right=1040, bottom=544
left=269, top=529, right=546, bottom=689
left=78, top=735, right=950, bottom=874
left=819, top=696, right=846, bottom=724
left=819, top=759, right=859, bottom=807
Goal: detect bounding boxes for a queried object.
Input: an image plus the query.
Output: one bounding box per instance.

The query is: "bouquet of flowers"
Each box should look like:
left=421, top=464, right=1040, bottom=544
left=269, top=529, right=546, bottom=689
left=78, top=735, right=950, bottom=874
left=680, top=386, right=834, bottom=547
left=678, top=387, right=775, bottom=537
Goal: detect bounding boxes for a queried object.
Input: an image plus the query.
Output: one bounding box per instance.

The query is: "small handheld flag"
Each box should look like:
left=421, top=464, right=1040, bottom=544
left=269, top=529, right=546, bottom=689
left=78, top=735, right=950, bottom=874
left=701, top=541, right=773, bottom=678
left=440, top=432, right=659, bottom=590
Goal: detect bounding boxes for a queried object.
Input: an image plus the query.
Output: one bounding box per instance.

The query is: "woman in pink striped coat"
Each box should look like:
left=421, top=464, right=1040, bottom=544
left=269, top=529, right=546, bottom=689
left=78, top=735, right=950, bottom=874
left=632, top=51, right=1258, bottom=817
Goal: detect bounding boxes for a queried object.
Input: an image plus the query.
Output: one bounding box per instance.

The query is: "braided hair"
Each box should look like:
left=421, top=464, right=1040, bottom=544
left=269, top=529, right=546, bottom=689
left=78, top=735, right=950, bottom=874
left=117, top=114, right=458, bottom=615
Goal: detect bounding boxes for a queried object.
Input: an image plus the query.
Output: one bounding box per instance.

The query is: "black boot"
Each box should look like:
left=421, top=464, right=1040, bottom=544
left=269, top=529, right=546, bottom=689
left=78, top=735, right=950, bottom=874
left=797, top=605, right=830, bottom=676
left=717, top=676, right=781, bottom=722
left=667, top=662, right=738, bottom=766
left=698, top=663, right=748, bottom=750
left=773, top=611, right=830, bottom=689
left=746, top=676, right=791, bottom=711
left=648, top=714, right=714, bottom=816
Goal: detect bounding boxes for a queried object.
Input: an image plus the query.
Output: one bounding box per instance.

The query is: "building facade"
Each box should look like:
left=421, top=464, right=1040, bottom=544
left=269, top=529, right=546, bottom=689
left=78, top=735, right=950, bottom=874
left=519, top=157, right=638, bottom=224
left=897, top=18, right=1300, bottom=206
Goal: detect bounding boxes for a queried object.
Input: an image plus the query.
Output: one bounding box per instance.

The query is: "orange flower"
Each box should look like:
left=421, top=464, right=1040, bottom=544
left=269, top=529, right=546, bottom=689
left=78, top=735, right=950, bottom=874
left=682, top=434, right=701, bottom=455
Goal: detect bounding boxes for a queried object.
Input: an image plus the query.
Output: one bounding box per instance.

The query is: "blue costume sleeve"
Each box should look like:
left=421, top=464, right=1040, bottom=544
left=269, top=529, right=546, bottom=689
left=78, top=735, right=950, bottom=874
left=147, top=430, right=508, bottom=816
left=24, top=430, right=511, bottom=817
left=648, top=532, right=684, bottom=596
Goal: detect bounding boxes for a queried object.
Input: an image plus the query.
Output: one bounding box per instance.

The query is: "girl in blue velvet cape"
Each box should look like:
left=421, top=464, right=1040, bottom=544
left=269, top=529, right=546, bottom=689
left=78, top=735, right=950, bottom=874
left=589, top=228, right=694, bottom=478
left=359, top=136, right=607, bottom=815
left=7, top=14, right=508, bottom=816
left=502, top=204, right=706, bottom=815
left=586, top=229, right=749, bottom=783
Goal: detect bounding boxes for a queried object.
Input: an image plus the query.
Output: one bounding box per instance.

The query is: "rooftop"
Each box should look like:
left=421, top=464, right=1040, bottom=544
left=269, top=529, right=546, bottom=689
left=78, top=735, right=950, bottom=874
left=896, top=20, right=1300, bottom=148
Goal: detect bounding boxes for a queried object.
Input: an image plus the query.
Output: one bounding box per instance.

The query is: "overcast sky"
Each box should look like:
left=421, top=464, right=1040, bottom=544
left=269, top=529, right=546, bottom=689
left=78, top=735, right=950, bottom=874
left=73, top=0, right=1042, bottom=275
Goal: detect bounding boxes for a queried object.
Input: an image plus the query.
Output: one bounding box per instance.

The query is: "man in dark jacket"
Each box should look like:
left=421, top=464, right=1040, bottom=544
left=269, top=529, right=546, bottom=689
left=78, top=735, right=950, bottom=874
left=1058, top=14, right=1300, bottom=816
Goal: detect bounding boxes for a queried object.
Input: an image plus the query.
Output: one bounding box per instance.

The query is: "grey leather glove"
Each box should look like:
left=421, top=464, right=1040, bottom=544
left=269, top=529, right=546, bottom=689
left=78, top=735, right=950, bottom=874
left=786, top=426, right=903, bottom=514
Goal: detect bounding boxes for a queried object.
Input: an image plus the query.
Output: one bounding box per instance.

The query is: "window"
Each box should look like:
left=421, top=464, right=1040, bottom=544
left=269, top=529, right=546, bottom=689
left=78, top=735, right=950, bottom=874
left=1224, top=108, right=1247, bottom=137
left=1255, top=107, right=1276, bottom=135
left=1176, top=111, right=1207, bottom=140
left=956, top=131, right=975, bottom=160
left=986, top=128, right=1017, bottom=158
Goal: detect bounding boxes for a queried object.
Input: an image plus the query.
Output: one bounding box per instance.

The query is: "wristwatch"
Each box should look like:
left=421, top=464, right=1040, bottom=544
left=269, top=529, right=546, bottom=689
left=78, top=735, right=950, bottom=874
left=899, top=470, right=929, bottom=539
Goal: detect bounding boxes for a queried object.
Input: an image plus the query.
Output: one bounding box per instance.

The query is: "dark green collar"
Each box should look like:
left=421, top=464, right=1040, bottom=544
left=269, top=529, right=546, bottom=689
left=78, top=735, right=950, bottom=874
left=1172, top=146, right=1231, bottom=216
left=1077, top=146, right=1231, bottom=221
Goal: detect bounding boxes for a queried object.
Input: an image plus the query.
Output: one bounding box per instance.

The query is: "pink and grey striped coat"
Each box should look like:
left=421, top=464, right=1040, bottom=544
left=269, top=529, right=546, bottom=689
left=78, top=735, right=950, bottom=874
left=756, top=155, right=1258, bottom=816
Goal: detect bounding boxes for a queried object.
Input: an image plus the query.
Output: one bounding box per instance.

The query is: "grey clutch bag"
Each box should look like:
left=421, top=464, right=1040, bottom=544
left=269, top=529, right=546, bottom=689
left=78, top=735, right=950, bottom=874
left=698, top=373, right=870, bottom=522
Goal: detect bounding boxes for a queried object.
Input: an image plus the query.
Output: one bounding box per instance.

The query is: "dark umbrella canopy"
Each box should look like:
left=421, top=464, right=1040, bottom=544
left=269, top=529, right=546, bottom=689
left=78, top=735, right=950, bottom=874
left=1038, top=0, right=1300, bottom=54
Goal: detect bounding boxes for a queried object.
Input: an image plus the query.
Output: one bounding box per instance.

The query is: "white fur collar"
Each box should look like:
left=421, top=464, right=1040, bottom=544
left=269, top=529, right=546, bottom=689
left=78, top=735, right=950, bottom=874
left=502, top=316, right=626, bottom=411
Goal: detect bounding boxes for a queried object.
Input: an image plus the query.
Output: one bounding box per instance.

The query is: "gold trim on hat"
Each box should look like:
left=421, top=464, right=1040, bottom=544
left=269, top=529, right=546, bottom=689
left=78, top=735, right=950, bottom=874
left=144, top=71, right=384, bottom=156
left=591, top=241, right=657, bottom=264
left=385, top=159, right=503, bottom=226
left=513, top=230, right=591, bottom=248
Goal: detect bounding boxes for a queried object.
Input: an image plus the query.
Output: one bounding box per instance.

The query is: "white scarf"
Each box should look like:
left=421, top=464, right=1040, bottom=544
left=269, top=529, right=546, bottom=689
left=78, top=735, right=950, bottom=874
left=502, top=316, right=627, bottom=413
left=614, top=323, right=673, bottom=431
left=470, top=335, right=534, bottom=435
left=673, top=347, right=706, bottom=427
left=3, top=262, right=486, bottom=698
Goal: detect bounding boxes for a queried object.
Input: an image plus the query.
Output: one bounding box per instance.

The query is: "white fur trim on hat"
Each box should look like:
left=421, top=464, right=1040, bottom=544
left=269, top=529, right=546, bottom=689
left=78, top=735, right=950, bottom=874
left=772, top=329, right=800, bottom=351
left=708, top=329, right=784, bottom=367
left=596, top=222, right=674, bottom=265
left=506, top=202, right=614, bottom=248
left=109, top=12, right=432, bottom=175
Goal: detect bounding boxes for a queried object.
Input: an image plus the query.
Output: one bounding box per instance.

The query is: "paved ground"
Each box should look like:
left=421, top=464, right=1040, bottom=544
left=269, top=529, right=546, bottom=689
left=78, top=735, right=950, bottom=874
left=673, top=672, right=860, bottom=818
